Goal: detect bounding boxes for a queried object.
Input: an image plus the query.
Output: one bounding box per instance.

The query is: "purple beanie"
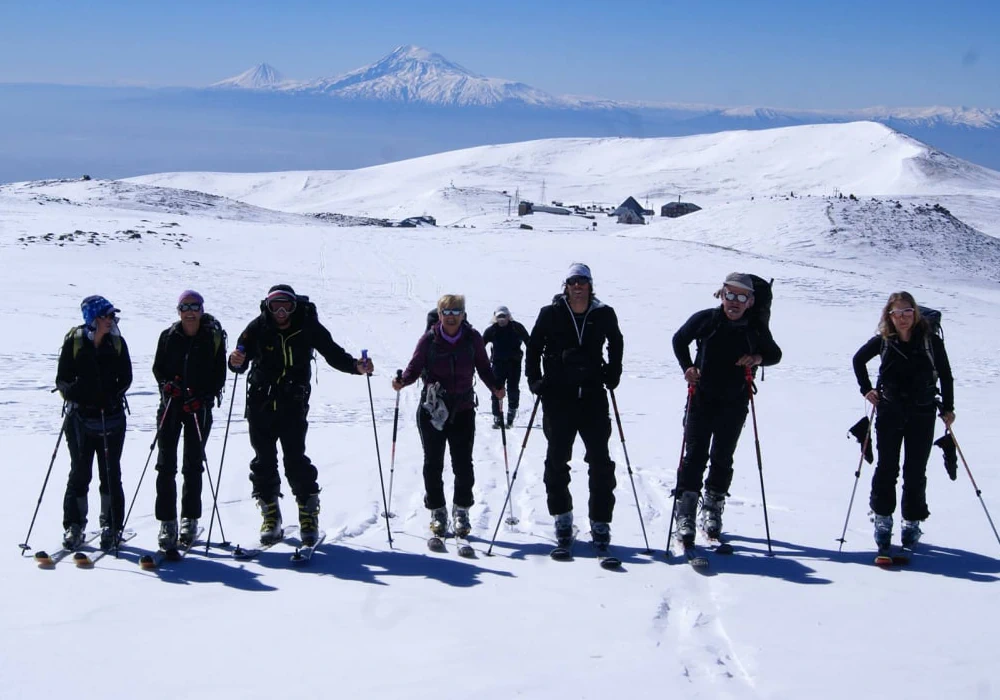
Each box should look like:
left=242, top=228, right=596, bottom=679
left=178, top=290, right=204, bottom=306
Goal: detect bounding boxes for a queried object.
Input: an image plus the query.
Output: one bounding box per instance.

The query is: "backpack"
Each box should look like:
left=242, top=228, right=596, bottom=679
left=67, top=326, right=122, bottom=358
left=745, top=274, right=773, bottom=329
left=880, top=305, right=942, bottom=382
left=169, top=312, right=227, bottom=356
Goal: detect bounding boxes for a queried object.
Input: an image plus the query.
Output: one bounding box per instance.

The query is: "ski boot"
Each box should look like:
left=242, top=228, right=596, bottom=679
left=492, top=415, right=503, bottom=430
left=429, top=506, right=448, bottom=537
left=590, top=520, right=611, bottom=547
left=99, top=527, right=120, bottom=550
left=257, top=498, right=283, bottom=545
left=873, top=513, right=893, bottom=550
left=901, top=519, right=922, bottom=548
left=699, top=489, right=726, bottom=539
left=452, top=505, right=472, bottom=538
left=297, top=495, right=321, bottom=547
left=554, top=511, right=574, bottom=545
left=674, top=490, right=700, bottom=545
left=62, top=524, right=85, bottom=550
left=158, top=519, right=179, bottom=550
left=506, top=408, right=516, bottom=430
left=179, top=517, right=198, bottom=547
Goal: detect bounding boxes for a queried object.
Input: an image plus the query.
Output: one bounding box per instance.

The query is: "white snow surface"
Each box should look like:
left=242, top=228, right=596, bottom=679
left=3, top=122, right=1000, bottom=700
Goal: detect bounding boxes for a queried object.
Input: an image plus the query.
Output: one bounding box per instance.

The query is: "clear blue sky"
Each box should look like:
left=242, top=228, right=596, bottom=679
left=1, top=0, right=996, bottom=109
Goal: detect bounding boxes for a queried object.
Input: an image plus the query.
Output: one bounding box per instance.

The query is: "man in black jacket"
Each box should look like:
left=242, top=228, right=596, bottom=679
left=56, top=295, right=133, bottom=550
left=152, top=290, right=227, bottom=551
left=671, top=273, right=782, bottom=544
left=228, top=284, right=374, bottom=546
left=525, top=263, right=624, bottom=548
left=483, top=305, right=530, bottom=429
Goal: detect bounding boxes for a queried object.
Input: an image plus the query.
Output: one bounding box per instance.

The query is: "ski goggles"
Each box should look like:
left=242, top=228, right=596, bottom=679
left=440, top=308, right=464, bottom=316
left=267, top=298, right=297, bottom=315
left=723, top=291, right=751, bottom=303
left=889, top=307, right=915, bottom=317
left=177, top=302, right=203, bottom=312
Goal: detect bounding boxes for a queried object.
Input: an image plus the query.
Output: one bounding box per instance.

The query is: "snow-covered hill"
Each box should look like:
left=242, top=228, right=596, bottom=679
left=210, top=62, right=287, bottom=89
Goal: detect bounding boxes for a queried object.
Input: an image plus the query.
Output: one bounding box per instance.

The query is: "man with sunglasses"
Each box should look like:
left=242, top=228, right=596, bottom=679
left=151, top=291, right=227, bottom=551
left=56, top=295, right=133, bottom=551
left=525, top=263, right=624, bottom=551
left=671, top=272, right=782, bottom=546
left=228, top=284, right=374, bottom=547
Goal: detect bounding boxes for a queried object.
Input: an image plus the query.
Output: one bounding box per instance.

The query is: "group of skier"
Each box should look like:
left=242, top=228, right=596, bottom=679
left=48, top=263, right=955, bottom=562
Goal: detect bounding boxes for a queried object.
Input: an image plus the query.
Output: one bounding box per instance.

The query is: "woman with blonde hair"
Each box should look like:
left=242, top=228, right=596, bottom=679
left=393, top=295, right=504, bottom=541
left=852, top=292, right=955, bottom=554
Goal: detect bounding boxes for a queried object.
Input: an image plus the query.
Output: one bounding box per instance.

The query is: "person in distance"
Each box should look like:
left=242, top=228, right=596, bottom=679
left=482, top=305, right=530, bottom=429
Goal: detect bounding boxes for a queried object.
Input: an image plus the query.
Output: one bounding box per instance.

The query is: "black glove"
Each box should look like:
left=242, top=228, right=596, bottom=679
left=528, top=378, right=546, bottom=396
left=162, top=378, right=183, bottom=400
left=848, top=416, right=874, bottom=465
left=182, top=396, right=203, bottom=413
left=934, top=433, right=958, bottom=481
left=603, top=366, right=621, bottom=391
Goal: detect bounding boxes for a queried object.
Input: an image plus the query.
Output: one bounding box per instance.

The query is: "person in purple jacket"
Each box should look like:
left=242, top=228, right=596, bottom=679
left=392, top=295, right=505, bottom=538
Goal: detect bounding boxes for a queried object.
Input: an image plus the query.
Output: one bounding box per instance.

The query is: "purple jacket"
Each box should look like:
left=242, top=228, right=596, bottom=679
left=400, top=321, right=497, bottom=413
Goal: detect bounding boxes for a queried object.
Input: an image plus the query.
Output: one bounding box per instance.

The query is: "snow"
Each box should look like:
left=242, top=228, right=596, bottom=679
left=3, top=122, right=1000, bottom=700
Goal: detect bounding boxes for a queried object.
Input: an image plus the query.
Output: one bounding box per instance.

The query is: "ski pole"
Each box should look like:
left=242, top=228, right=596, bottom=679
left=121, top=396, right=174, bottom=535
left=192, top=409, right=229, bottom=550
left=99, top=408, right=122, bottom=557
left=18, top=412, right=69, bottom=555
left=486, top=395, right=541, bottom=555
left=745, top=367, right=773, bottom=556
left=498, top=397, right=518, bottom=526
left=362, top=350, right=393, bottom=548
left=384, top=369, right=402, bottom=519
left=665, top=384, right=694, bottom=555
left=947, top=425, right=1000, bottom=548
left=206, top=372, right=239, bottom=553
left=609, top=389, right=651, bottom=553
left=836, top=403, right=876, bottom=551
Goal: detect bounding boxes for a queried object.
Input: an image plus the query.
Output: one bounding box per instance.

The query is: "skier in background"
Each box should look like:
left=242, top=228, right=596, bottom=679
left=483, top=305, right=529, bottom=429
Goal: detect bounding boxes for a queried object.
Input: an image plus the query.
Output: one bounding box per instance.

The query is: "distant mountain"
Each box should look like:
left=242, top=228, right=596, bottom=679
left=211, top=62, right=286, bottom=89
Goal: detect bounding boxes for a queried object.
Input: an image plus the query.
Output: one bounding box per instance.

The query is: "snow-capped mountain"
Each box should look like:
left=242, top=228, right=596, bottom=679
left=210, top=62, right=287, bottom=89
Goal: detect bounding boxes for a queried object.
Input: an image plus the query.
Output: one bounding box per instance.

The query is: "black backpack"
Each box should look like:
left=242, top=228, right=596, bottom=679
left=746, top=274, right=773, bottom=329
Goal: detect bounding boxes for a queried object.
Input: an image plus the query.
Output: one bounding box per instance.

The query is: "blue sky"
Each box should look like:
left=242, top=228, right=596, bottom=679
left=1, top=0, right=996, bottom=109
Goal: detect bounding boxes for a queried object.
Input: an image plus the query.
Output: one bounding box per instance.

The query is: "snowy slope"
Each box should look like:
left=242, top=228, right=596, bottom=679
left=3, top=127, right=1000, bottom=700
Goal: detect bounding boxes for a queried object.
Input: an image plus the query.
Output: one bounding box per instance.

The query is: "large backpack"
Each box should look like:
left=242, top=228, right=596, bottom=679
left=745, top=274, right=773, bottom=329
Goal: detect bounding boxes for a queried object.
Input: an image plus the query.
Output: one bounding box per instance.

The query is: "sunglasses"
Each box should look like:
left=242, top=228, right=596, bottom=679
left=723, top=291, right=751, bottom=303
left=267, top=299, right=297, bottom=315
left=98, top=312, right=117, bottom=321
left=566, top=276, right=590, bottom=286
left=889, top=307, right=915, bottom=317
left=177, top=302, right=203, bottom=312
left=440, top=308, right=464, bottom=317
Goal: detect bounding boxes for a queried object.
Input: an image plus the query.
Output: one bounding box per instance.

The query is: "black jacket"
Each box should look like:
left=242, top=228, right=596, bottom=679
left=56, top=325, right=133, bottom=416
left=672, top=307, right=782, bottom=397
left=152, top=314, right=228, bottom=405
left=483, top=320, right=530, bottom=365
left=853, top=327, right=953, bottom=412
left=229, top=301, right=359, bottom=395
left=526, top=295, right=624, bottom=397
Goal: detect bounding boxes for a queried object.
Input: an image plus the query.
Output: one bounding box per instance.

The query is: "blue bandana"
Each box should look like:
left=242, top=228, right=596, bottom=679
left=81, top=295, right=119, bottom=327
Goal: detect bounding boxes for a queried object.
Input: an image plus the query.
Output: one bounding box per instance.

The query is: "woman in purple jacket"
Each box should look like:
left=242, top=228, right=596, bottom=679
left=393, top=295, right=505, bottom=538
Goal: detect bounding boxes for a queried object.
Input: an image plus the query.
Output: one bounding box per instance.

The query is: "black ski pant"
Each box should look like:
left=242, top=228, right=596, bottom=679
left=246, top=398, right=318, bottom=503
left=677, top=391, right=748, bottom=495
left=62, top=410, right=126, bottom=532
left=154, top=403, right=212, bottom=521
left=870, top=400, right=935, bottom=521
left=491, top=358, right=522, bottom=418
left=418, top=406, right=476, bottom=510
left=541, top=391, right=616, bottom=523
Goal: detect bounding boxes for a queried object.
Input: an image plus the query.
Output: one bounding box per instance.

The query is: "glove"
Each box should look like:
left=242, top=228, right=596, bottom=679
left=934, top=433, right=958, bottom=481
left=603, top=366, right=621, bottom=391
left=848, top=416, right=874, bottom=465
left=528, top=378, right=546, bottom=396
left=162, top=379, right=183, bottom=399
left=182, top=397, right=203, bottom=413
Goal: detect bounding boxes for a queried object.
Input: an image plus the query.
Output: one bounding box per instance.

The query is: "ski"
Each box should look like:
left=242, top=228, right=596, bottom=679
left=33, top=531, right=102, bottom=569
left=74, top=530, right=137, bottom=568
left=454, top=534, right=475, bottom=558
left=138, top=527, right=205, bottom=570
left=232, top=525, right=298, bottom=561
left=701, top=529, right=734, bottom=555
left=427, top=535, right=446, bottom=552
left=290, top=530, right=327, bottom=565
left=593, top=542, right=622, bottom=570
left=549, top=525, right=578, bottom=561
left=874, top=545, right=894, bottom=567
left=672, top=536, right=709, bottom=569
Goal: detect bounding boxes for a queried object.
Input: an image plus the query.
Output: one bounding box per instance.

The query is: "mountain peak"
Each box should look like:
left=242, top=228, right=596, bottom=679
left=211, top=63, right=284, bottom=89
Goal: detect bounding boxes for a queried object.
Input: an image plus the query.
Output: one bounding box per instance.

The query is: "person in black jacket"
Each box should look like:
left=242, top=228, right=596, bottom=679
left=151, top=290, right=227, bottom=551
left=228, top=284, right=374, bottom=546
left=483, top=305, right=530, bottom=429
left=525, top=263, right=624, bottom=547
left=671, top=273, right=782, bottom=544
left=853, top=291, right=954, bottom=551
left=56, top=295, right=133, bottom=550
